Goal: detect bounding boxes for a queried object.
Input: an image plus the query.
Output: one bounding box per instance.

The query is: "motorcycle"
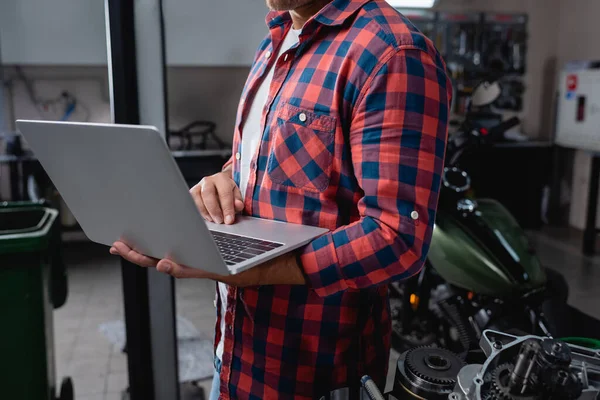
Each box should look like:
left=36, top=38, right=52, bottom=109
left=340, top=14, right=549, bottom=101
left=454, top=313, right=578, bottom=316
left=389, top=81, right=563, bottom=355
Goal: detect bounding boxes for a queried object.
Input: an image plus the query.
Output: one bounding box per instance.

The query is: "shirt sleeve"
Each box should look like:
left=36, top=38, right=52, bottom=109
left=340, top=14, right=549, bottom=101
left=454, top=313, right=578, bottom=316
left=299, top=48, right=451, bottom=297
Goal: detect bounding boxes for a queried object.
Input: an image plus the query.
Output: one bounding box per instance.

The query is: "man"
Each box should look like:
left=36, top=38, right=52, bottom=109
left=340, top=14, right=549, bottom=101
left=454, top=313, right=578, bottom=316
left=110, top=0, right=451, bottom=398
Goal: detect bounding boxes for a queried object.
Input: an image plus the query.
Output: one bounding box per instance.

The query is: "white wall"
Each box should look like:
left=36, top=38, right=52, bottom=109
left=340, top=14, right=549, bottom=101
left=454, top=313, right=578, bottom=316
left=1, top=66, right=249, bottom=199
left=2, top=66, right=249, bottom=139
left=556, top=0, right=600, bottom=68
left=0, top=0, right=270, bottom=66
left=163, top=0, right=268, bottom=66
left=552, top=0, right=600, bottom=229
left=0, top=0, right=107, bottom=65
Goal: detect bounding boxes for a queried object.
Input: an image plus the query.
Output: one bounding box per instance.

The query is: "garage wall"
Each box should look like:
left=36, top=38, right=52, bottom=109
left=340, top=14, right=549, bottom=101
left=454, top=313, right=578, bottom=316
left=2, top=66, right=249, bottom=141
left=0, top=0, right=269, bottom=66
left=556, top=0, right=600, bottom=68
left=0, top=65, right=249, bottom=200
left=551, top=0, right=600, bottom=229
left=433, top=0, right=561, bottom=139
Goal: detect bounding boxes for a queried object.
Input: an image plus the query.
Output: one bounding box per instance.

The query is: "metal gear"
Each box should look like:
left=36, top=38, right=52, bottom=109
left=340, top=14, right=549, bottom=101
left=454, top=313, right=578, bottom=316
left=481, top=393, right=497, bottom=400
left=404, top=346, right=465, bottom=386
left=490, top=363, right=538, bottom=400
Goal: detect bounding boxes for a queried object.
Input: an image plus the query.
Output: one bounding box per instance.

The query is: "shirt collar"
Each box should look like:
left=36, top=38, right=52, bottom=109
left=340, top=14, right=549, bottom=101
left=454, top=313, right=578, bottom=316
left=266, top=0, right=372, bottom=29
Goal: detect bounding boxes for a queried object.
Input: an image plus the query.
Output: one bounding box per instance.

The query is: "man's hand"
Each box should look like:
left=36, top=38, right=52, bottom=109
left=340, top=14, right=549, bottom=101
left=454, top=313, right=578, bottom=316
left=191, top=170, right=244, bottom=224
left=109, top=169, right=306, bottom=286
left=109, top=241, right=306, bottom=286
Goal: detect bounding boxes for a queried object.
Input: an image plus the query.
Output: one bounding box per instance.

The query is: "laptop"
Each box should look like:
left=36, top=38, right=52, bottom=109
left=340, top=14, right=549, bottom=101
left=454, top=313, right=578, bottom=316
left=16, top=120, right=328, bottom=275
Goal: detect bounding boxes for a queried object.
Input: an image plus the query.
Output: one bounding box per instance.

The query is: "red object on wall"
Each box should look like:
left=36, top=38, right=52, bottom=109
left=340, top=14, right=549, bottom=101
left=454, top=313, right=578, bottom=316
left=567, top=74, right=578, bottom=92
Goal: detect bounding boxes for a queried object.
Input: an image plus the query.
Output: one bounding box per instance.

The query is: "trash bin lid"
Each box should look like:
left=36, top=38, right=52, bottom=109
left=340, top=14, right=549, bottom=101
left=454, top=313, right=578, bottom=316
left=0, top=206, right=59, bottom=255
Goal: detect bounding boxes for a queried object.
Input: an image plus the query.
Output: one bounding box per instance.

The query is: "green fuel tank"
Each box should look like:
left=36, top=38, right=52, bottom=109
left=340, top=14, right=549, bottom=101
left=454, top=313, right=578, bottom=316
left=427, top=199, right=546, bottom=298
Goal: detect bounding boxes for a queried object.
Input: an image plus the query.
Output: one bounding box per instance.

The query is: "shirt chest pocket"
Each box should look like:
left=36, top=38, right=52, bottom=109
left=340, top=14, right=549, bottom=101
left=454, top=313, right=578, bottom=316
left=267, top=103, right=336, bottom=193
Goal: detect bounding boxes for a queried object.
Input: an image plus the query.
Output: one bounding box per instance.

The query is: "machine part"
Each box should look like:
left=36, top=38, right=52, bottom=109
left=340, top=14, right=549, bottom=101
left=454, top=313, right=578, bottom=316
left=454, top=364, right=483, bottom=398
left=439, top=298, right=475, bottom=353
left=474, top=309, right=492, bottom=332
left=448, top=330, right=600, bottom=400
left=396, top=347, right=465, bottom=399
left=443, top=167, right=471, bottom=193
left=471, top=81, right=502, bottom=108
left=508, top=340, right=540, bottom=395
left=538, top=339, right=572, bottom=369
left=490, top=362, right=536, bottom=400
left=541, top=369, right=583, bottom=400
left=457, top=199, right=478, bottom=214
left=427, top=199, right=546, bottom=298
left=406, top=347, right=463, bottom=385
left=361, top=376, right=386, bottom=400
left=390, top=296, right=437, bottom=349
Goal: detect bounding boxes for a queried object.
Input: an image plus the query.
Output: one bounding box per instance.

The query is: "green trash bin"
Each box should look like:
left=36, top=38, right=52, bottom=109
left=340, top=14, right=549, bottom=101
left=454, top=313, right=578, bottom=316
left=0, top=201, right=73, bottom=400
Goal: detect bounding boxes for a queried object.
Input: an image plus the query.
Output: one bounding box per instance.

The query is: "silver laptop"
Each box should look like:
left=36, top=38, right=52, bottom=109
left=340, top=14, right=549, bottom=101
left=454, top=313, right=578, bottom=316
left=16, top=120, right=328, bottom=275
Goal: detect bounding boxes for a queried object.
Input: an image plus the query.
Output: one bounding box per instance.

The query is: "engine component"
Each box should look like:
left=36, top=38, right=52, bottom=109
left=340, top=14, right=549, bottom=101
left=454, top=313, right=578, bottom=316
left=394, top=346, right=465, bottom=399
left=489, top=362, right=536, bottom=400
left=539, top=339, right=572, bottom=369
left=507, top=340, right=540, bottom=395
left=542, top=369, right=583, bottom=400
left=447, top=330, right=600, bottom=400
left=438, top=297, right=477, bottom=352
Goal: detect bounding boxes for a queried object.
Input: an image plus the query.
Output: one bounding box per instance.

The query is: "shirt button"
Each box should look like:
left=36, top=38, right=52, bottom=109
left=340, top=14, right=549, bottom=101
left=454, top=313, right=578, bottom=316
left=213, top=300, right=217, bottom=308
left=265, top=50, right=272, bottom=59
left=299, top=113, right=307, bottom=122
left=235, top=152, right=241, bottom=160
left=227, top=324, right=233, bottom=331
left=411, top=211, right=419, bottom=220
left=284, top=54, right=289, bottom=62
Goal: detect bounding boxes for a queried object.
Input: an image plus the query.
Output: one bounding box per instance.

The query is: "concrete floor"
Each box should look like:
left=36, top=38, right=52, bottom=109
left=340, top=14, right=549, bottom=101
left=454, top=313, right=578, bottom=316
left=54, top=229, right=600, bottom=400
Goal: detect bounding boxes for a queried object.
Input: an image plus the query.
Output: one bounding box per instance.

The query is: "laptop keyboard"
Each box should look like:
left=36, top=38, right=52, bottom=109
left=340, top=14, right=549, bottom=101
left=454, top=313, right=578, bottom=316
left=210, top=231, right=284, bottom=266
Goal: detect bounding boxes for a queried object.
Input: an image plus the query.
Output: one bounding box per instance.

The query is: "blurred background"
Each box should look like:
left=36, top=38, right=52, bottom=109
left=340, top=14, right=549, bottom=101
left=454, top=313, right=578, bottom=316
left=1, top=0, right=599, bottom=399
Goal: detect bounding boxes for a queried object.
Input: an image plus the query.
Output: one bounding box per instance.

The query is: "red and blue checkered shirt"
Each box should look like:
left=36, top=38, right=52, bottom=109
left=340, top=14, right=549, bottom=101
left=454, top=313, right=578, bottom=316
left=216, top=1, right=451, bottom=398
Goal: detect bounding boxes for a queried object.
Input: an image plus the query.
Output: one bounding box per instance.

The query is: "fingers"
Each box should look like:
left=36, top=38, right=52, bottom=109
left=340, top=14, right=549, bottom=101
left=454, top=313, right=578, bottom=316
left=200, top=178, right=224, bottom=223
left=109, top=242, right=214, bottom=280
left=190, top=183, right=212, bottom=222
left=111, top=241, right=159, bottom=268
left=156, top=259, right=215, bottom=280
left=198, top=172, right=242, bottom=225
left=215, top=179, right=238, bottom=225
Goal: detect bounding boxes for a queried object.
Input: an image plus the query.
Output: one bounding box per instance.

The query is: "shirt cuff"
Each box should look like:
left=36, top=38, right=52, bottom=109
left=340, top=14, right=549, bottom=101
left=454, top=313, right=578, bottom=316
left=299, top=233, right=348, bottom=297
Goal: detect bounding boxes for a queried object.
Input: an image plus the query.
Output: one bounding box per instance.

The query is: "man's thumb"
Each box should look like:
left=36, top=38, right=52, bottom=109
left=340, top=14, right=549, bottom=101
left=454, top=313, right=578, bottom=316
left=234, top=188, right=244, bottom=212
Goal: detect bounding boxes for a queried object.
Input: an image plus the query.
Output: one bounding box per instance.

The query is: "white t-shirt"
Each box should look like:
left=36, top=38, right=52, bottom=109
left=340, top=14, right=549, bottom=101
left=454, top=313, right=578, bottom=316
left=216, top=28, right=301, bottom=360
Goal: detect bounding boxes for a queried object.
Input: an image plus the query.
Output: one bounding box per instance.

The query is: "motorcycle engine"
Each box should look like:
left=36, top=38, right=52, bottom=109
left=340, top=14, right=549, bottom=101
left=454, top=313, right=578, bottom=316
left=394, top=346, right=466, bottom=399
left=389, top=330, right=600, bottom=400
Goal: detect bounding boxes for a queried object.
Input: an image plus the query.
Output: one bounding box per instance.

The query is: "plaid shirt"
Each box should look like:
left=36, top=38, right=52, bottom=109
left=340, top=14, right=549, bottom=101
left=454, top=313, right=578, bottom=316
left=216, top=0, right=451, bottom=398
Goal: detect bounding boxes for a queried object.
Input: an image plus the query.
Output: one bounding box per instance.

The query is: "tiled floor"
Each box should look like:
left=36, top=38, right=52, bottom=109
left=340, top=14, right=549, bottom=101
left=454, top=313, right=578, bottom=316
left=55, top=242, right=217, bottom=400
left=54, top=229, right=600, bottom=399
